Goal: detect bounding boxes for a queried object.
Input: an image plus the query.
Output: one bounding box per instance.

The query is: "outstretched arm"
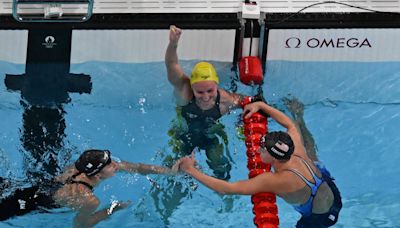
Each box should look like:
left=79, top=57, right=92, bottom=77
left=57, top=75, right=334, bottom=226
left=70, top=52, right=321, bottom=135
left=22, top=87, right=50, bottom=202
left=179, top=153, right=288, bottom=195
left=118, top=161, right=179, bottom=175
left=219, top=90, right=245, bottom=114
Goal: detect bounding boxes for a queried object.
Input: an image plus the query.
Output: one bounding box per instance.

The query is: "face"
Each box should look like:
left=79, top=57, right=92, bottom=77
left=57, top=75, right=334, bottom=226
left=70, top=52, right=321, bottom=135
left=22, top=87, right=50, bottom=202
left=258, top=147, right=273, bottom=164
left=191, top=81, right=218, bottom=105
left=99, top=160, right=118, bottom=179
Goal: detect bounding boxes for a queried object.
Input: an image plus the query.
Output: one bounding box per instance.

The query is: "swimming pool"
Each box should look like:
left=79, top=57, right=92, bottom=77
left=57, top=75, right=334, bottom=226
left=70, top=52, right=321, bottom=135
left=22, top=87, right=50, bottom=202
left=1, top=59, right=400, bottom=227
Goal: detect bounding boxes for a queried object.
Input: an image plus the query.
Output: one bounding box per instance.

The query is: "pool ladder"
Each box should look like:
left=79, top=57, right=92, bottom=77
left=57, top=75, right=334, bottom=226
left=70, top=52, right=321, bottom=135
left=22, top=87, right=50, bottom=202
left=12, top=0, right=94, bottom=22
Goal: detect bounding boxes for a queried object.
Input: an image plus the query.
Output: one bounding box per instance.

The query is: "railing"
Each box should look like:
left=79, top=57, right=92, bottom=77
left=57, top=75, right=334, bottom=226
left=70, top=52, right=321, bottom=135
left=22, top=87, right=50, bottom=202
left=12, top=0, right=93, bottom=22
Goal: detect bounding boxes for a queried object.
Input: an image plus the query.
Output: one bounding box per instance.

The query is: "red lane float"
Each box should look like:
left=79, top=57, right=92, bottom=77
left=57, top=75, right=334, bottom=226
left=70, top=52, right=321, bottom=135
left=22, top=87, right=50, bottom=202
left=242, top=102, right=279, bottom=227
left=240, top=58, right=279, bottom=227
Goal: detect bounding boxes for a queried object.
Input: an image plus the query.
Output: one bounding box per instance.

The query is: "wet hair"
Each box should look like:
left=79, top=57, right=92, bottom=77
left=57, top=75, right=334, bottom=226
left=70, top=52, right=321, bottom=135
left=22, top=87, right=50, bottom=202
left=74, top=149, right=112, bottom=177
left=260, top=131, right=294, bottom=161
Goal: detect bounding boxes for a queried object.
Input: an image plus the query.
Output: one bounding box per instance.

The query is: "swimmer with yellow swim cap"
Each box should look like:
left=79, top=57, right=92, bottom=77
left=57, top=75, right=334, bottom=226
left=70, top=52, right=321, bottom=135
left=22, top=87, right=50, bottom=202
left=166, top=25, right=242, bottom=113
left=165, top=25, right=246, bottom=181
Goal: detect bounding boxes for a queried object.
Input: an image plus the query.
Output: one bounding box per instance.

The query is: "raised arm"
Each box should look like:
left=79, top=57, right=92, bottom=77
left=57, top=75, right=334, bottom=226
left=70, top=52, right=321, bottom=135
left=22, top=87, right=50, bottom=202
left=165, top=25, right=190, bottom=90
left=118, top=161, right=178, bottom=175
left=284, top=97, right=319, bottom=161
left=243, top=101, right=303, bottom=151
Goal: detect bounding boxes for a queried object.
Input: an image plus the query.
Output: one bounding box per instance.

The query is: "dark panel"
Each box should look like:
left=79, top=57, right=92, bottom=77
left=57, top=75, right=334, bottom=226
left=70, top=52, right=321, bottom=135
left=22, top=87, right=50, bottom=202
left=265, top=12, right=400, bottom=29
left=18, top=0, right=88, bottom=2
left=5, top=28, right=92, bottom=106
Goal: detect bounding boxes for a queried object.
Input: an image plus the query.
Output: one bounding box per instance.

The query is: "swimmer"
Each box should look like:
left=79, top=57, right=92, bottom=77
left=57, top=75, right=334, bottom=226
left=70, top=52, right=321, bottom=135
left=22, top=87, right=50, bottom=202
left=0, top=149, right=180, bottom=227
left=179, top=101, right=342, bottom=227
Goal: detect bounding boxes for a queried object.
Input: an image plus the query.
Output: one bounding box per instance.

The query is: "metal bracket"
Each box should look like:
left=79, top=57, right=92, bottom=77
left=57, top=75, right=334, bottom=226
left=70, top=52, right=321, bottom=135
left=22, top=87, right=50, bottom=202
left=12, top=0, right=94, bottom=22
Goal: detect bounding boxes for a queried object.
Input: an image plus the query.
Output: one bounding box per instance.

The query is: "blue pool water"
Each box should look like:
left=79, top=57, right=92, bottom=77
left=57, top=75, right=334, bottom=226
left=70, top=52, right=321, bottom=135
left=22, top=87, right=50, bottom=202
left=1, top=60, right=400, bottom=227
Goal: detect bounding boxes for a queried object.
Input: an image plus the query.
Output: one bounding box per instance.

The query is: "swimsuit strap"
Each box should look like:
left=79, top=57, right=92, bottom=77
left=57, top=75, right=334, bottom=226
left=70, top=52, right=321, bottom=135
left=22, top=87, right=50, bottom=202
left=286, top=168, right=315, bottom=188
left=66, top=179, right=94, bottom=191
left=287, top=155, right=323, bottom=196
left=288, top=156, right=326, bottom=216
left=215, top=90, right=221, bottom=106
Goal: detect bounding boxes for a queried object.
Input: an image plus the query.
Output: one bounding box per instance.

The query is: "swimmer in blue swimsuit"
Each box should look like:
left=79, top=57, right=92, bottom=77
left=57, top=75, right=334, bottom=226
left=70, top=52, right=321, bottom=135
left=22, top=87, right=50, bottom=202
left=287, top=155, right=342, bottom=227
left=0, top=149, right=180, bottom=227
left=284, top=97, right=342, bottom=227
left=179, top=100, right=342, bottom=227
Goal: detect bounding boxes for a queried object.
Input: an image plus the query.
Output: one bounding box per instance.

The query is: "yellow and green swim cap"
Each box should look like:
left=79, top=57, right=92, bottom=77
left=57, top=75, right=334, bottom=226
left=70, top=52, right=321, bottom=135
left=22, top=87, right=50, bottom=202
left=190, top=62, right=219, bottom=85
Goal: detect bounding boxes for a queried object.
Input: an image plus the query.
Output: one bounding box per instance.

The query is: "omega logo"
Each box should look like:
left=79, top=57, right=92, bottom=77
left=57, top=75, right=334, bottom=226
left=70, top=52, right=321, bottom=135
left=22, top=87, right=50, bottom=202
left=285, top=37, right=372, bottom=48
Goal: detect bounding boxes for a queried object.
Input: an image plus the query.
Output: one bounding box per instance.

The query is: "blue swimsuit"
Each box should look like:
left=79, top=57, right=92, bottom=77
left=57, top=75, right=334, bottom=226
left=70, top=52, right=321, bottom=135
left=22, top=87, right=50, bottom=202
left=287, top=156, right=342, bottom=227
left=288, top=156, right=324, bottom=216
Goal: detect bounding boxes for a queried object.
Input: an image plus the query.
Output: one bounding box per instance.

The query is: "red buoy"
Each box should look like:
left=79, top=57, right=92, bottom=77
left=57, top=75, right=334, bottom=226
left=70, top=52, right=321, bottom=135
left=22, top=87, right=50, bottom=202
left=239, top=56, right=263, bottom=85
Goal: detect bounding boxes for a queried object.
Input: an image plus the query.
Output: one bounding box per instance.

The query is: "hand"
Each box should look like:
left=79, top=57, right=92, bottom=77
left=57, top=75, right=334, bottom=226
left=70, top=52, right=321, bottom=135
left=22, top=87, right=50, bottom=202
left=242, top=101, right=263, bottom=119
left=169, top=25, right=182, bottom=44
left=283, top=97, right=304, bottom=117
left=171, top=158, right=183, bottom=174
left=179, top=153, right=197, bottom=172
left=107, top=200, right=131, bottom=215
left=171, top=147, right=198, bottom=173
left=115, top=200, right=131, bottom=210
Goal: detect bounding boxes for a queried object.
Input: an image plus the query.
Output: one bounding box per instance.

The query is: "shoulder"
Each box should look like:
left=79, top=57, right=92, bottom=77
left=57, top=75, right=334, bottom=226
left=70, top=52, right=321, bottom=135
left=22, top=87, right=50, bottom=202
left=271, top=169, right=305, bottom=194
left=219, top=89, right=243, bottom=102
left=218, top=89, right=242, bottom=113
left=218, top=88, right=231, bottom=98
left=235, top=171, right=293, bottom=195
left=174, top=74, right=191, bottom=91
left=54, top=165, right=76, bottom=183
left=54, top=184, right=97, bottom=210
left=174, top=80, right=193, bottom=105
